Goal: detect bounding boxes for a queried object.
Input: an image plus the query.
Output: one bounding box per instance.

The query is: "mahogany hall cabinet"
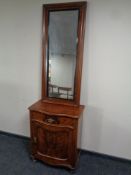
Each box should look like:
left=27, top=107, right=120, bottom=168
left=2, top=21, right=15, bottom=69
left=29, top=1, right=87, bottom=170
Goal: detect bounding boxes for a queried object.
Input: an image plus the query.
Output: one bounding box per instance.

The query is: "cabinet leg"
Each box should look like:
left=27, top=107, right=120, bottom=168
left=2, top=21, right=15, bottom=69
left=30, top=155, right=37, bottom=162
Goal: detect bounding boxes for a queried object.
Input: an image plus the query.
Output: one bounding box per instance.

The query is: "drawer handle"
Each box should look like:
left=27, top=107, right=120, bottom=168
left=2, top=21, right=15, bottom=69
left=45, top=117, right=58, bottom=124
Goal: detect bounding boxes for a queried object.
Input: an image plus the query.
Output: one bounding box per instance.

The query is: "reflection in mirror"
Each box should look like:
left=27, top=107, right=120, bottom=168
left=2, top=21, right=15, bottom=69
left=47, top=10, right=79, bottom=100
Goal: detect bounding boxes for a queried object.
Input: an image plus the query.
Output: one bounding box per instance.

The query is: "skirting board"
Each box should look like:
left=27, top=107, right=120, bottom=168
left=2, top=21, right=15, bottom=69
left=0, top=130, right=131, bottom=164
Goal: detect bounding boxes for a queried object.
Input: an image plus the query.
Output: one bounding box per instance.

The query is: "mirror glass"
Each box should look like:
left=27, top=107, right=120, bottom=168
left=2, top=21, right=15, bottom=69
left=47, top=10, right=79, bottom=100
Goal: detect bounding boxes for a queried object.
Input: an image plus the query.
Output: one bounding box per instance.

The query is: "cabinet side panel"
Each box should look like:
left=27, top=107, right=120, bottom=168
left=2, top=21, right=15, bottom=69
left=77, top=114, right=83, bottom=149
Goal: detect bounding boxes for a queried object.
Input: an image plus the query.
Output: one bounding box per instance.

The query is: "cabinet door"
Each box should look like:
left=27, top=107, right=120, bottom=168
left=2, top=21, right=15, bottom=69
left=31, top=120, right=75, bottom=166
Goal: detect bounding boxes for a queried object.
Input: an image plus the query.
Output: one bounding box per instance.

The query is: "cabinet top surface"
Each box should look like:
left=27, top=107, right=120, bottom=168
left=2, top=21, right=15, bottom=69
left=29, top=100, right=84, bottom=118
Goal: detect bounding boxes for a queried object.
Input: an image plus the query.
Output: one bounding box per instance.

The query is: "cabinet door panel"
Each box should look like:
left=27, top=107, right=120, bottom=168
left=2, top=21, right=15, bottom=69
left=32, top=120, right=74, bottom=161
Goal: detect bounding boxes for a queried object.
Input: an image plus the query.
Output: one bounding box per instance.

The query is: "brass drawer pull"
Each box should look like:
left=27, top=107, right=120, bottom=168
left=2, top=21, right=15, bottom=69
left=45, top=116, right=59, bottom=124
left=46, top=118, right=55, bottom=123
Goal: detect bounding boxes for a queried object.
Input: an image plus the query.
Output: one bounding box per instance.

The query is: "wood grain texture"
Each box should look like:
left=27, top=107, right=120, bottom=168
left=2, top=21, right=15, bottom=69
left=29, top=101, right=84, bottom=169
left=29, top=100, right=84, bottom=119
left=29, top=1, right=87, bottom=170
left=41, top=1, right=87, bottom=106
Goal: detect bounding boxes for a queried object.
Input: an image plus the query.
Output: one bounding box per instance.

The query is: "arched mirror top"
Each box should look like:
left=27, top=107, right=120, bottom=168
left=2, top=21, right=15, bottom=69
left=42, top=1, right=87, bottom=106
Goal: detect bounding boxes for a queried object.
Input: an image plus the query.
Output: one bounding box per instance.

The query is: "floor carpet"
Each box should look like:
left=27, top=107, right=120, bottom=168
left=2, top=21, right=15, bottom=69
left=0, top=133, right=131, bottom=175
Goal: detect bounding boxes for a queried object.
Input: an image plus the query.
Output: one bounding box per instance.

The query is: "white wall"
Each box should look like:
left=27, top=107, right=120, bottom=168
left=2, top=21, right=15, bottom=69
left=81, top=0, right=131, bottom=159
left=0, top=0, right=44, bottom=136
left=0, top=0, right=131, bottom=160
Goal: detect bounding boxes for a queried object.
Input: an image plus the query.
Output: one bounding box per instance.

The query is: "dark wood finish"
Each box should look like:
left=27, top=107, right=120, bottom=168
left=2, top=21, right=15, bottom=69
left=29, top=1, right=87, bottom=170
left=29, top=100, right=84, bottom=118
left=42, top=1, right=87, bottom=105
left=29, top=100, right=84, bottom=169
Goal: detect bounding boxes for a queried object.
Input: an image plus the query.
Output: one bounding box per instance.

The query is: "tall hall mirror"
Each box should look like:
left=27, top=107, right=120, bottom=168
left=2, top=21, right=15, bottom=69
left=29, top=2, right=87, bottom=170
left=42, top=2, right=87, bottom=105
left=48, top=10, right=78, bottom=100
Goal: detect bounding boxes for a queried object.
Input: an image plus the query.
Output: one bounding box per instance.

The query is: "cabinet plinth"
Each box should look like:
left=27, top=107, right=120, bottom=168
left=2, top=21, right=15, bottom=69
left=29, top=100, right=84, bottom=169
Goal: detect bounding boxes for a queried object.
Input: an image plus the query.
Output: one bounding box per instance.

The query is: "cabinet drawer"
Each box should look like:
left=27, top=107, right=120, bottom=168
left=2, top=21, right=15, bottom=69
left=31, top=111, right=76, bottom=128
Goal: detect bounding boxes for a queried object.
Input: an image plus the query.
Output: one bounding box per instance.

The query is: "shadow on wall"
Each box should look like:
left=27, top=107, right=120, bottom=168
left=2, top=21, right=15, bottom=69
left=82, top=105, right=131, bottom=159
left=82, top=106, right=104, bottom=152
left=97, top=116, right=131, bottom=158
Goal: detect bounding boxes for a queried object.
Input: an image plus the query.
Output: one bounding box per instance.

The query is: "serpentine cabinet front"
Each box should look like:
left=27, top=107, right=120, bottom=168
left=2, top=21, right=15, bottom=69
left=29, top=100, right=84, bottom=169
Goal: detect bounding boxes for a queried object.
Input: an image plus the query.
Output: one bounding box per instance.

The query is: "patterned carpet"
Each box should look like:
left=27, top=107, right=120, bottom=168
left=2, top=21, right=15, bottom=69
left=0, top=133, right=131, bottom=175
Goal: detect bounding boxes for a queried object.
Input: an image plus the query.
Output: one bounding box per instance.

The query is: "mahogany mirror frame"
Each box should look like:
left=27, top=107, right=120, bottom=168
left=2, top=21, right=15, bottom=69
left=42, top=1, right=87, bottom=106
